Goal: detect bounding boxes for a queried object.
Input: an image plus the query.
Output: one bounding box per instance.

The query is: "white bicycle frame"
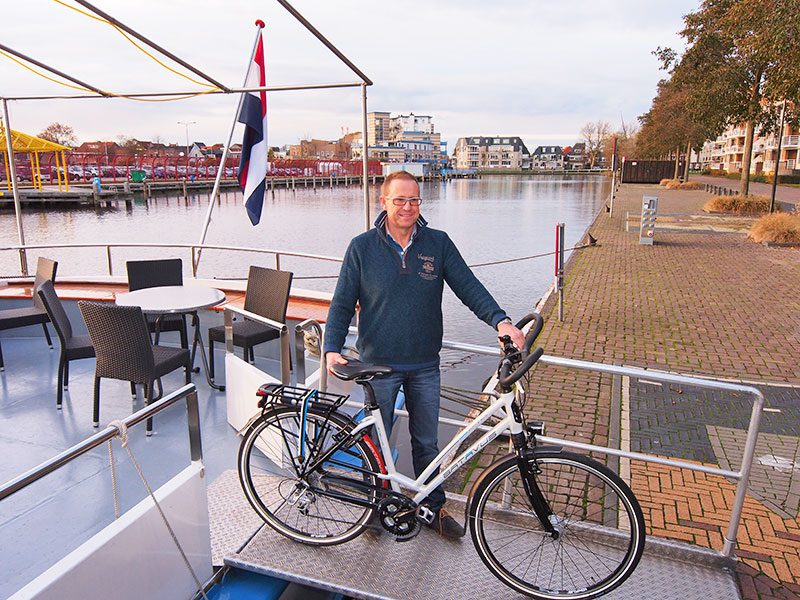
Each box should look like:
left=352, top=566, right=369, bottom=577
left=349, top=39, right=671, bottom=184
left=346, top=383, right=525, bottom=506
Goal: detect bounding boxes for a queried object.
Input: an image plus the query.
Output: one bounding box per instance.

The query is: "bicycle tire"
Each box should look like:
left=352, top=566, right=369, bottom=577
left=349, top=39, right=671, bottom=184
left=469, top=450, right=645, bottom=599
left=238, top=404, right=382, bottom=546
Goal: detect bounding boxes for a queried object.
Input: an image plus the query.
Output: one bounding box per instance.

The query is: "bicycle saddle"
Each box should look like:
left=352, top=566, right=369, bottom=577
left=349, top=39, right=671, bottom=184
left=331, top=359, right=393, bottom=381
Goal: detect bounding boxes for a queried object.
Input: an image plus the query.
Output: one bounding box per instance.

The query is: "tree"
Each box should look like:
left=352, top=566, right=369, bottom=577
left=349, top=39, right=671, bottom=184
left=580, top=120, right=611, bottom=168
left=659, top=0, right=800, bottom=195
left=603, top=118, right=639, bottom=164
left=38, top=122, right=76, bottom=146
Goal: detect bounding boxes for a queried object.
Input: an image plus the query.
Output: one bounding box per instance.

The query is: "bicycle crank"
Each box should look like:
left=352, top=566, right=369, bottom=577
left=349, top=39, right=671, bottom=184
left=377, top=497, right=420, bottom=541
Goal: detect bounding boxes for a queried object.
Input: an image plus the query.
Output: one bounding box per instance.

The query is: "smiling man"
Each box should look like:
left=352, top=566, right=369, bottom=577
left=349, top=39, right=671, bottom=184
left=323, top=170, right=524, bottom=539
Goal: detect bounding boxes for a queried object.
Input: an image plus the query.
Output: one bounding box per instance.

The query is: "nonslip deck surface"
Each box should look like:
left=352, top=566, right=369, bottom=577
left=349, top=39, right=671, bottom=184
left=208, top=470, right=740, bottom=600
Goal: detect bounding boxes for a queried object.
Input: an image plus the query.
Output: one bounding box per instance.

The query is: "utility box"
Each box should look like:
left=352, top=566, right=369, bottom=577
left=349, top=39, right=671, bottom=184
left=639, top=196, right=658, bottom=245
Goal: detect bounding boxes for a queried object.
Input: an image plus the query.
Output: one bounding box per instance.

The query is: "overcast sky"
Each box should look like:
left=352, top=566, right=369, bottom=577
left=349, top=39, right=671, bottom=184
left=1, top=0, right=699, bottom=151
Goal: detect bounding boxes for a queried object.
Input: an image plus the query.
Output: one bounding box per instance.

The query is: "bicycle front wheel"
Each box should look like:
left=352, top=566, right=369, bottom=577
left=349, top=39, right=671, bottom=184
left=469, top=450, right=645, bottom=599
left=238, top=405, right=382, bottom=546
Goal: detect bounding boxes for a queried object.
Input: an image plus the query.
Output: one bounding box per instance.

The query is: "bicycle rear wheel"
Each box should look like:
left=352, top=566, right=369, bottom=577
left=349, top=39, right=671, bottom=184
left=238, top=405, right=382, bottom=546
left=469, top=450, right=645, bottom=599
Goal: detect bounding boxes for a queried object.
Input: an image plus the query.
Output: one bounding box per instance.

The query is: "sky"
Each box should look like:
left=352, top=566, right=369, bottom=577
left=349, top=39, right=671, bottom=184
left=0, top=0, right=701, bottom=152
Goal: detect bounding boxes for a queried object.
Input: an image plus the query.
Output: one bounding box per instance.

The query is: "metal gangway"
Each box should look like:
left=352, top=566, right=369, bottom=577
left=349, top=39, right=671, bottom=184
left=207, top=317, right=760, bottom=599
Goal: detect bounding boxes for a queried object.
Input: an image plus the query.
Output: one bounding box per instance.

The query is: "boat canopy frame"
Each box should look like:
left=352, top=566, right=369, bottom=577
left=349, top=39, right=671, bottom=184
left=0, top=0, right=373, bottom=276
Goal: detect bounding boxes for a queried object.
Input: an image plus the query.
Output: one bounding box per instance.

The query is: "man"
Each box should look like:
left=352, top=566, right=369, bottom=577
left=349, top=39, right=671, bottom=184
left=323, top=170, right=525, bottom=539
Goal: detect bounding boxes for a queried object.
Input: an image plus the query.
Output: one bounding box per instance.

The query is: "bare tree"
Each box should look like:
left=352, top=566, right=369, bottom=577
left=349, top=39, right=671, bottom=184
left=38, top=122, right=77, bottom=146
left=580, top=120, right=611, bottom=168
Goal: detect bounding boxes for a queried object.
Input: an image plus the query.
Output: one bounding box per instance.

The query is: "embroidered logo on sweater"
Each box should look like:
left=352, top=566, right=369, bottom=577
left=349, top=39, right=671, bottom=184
left=417, top=253, right=438, bottom=281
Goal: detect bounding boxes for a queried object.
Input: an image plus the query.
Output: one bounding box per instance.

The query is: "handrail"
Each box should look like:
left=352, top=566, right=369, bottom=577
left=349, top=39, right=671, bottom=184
left=0, top=384, right=201, bottom=502
left=294, top=318, right=323, bottom=388
left=0, top=241, right=343, bottom=279
left=437, top=338, right=763, bottom=559
left=224, top=306, right=291, bottom=384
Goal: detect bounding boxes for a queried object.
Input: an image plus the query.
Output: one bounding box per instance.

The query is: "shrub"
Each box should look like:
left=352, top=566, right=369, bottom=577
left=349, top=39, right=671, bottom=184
left=659, top=178, right=674, bottom=186
left=703, top=194, right=774, bottom=213
left=748, top=212, right=800, bottom=244
left=678, top=181, right=704, bottom=190
left=665, top=179, right=683, bottom=189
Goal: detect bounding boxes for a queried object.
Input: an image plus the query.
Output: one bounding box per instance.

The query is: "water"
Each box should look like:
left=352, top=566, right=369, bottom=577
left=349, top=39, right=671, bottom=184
left=1, top=174, right=609, bottom=346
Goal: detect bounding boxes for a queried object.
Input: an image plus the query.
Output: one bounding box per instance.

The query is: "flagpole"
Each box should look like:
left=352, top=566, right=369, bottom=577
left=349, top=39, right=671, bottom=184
left=194, top=21, right=265, bottom=275
left=361, top=83, right=370, bottom=232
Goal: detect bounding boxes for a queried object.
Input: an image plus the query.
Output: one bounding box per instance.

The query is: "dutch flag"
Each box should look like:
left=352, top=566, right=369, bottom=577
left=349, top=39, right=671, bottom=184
left=238, top=29, right=268, bottom=225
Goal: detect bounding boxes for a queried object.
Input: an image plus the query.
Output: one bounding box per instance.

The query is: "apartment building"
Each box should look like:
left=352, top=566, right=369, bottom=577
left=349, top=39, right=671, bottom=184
left=452, top=136, right=530, bottom=170
left=699, top=121, right=800, bottom=174
left=365, top=111, right=443, bottom=165
left=531, top=145, right=564, bottom=170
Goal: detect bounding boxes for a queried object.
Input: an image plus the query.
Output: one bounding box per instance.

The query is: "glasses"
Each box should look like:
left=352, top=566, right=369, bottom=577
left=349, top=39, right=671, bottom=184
left=388, top=196, right=422, bottom=207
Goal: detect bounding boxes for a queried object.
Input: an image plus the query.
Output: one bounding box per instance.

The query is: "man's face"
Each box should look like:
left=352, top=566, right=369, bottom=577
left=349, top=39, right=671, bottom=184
left=380, top=178, right=420, bottom=231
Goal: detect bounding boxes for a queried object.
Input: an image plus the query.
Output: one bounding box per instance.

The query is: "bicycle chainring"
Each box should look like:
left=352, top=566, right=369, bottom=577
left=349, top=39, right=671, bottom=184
left=377, top=496, right=420, bottom=540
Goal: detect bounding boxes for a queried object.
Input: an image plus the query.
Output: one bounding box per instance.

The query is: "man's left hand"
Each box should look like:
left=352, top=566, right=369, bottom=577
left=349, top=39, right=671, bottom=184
left=497, top=321, right=526, bottom=350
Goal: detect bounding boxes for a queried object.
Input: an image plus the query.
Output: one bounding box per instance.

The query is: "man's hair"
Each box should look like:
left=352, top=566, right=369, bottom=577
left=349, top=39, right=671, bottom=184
left=381, top=170, right=419, bottom=196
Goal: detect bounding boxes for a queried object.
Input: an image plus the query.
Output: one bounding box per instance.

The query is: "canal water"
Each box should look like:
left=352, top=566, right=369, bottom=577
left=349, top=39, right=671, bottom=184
left=1, top=174, right=609, bottom=347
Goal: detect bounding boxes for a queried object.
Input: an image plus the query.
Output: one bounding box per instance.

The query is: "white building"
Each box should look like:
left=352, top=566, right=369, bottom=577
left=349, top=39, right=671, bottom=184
left=452, top=136, right=530, bottom=170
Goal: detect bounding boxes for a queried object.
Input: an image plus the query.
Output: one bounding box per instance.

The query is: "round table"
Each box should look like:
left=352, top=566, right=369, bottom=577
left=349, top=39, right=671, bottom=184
left=116, top=285, right=226, bottom=390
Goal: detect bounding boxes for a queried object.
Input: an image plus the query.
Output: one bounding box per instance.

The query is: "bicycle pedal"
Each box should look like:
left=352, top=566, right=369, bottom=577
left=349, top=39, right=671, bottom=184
left=416, top=505, right=435, bottom=525
left=526, top=420, right=545, bottom=436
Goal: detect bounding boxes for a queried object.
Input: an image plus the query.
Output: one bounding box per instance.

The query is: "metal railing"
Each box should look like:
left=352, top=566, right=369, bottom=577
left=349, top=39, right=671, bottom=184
left=437, top=339, right=763, bottom=559
left=0, top=242, right=343, bottom=280
left=0, top=384, right=201, bottom=502
left=294, top=326, right=762, bottom=559
left=223, top=306, right=292, bottom=385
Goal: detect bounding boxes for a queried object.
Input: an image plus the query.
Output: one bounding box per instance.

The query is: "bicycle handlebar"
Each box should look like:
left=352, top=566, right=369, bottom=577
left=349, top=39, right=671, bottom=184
left=498, top=312, right=545, bottom=390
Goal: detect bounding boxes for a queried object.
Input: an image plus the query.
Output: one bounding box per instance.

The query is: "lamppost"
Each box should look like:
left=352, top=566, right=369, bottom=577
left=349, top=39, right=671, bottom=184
left=177, top=120, right=196, bottom=157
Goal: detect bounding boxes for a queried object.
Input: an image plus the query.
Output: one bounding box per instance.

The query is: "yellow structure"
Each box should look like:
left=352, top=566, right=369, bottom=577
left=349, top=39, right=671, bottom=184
left=0, top=125, right=71, bottom=192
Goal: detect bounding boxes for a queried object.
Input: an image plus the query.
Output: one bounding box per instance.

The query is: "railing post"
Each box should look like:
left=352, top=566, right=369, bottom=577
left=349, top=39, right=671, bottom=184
left=280, top=326, right=291, bottom=384
left=555, top=223, right=565, bottom=322
left=185, top=389, right=204, bottom=463
left=106, top=245, right=113, bottom=276
left=191, top=246, right=198, bottom=278
left=722, top=391, right=765, bottom=556
left=294, top=325, right=307, bottom=385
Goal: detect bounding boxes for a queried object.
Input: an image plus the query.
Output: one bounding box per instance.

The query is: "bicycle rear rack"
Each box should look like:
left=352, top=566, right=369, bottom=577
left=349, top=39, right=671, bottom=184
left=256, top=384, right=349, bottom=412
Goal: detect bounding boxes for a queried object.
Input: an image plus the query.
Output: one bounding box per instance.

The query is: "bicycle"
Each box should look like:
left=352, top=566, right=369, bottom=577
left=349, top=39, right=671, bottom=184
left=237, top=314, right=645, bottom=599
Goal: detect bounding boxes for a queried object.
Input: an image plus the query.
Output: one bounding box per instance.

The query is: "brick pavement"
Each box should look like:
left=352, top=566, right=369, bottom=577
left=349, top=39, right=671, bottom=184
left=531, top=183, right=800, bottom=599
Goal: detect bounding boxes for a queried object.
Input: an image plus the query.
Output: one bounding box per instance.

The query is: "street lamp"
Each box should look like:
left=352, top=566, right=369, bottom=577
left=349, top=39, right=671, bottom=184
left=177, top=120, right=196, bottom=157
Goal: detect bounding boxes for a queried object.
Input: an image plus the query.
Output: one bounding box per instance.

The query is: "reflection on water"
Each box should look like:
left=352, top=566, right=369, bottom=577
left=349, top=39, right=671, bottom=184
left=0, top=175, right=609, bottom=345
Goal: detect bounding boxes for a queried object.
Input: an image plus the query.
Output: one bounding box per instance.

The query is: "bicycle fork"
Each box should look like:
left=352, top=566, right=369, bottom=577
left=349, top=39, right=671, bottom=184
left=510, top=419, right=560, bottom=539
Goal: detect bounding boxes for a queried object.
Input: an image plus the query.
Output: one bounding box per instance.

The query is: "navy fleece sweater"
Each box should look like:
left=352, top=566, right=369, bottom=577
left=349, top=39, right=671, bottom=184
left=323, top=212, right=508, bottom=369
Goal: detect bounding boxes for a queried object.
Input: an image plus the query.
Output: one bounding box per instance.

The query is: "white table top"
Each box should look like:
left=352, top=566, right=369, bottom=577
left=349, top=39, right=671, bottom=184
left=115, top=285, right=225, bottom=314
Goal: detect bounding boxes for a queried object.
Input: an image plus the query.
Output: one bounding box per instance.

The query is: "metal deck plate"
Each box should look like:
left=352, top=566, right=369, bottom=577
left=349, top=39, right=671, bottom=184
left=209, top=470, right=740, bottom=600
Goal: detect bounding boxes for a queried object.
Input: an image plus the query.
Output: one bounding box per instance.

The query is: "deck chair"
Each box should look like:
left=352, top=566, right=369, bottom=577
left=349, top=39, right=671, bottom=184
left=0, top=257, right=58, bottom=370
left=126, top=258, right=189, bottom=348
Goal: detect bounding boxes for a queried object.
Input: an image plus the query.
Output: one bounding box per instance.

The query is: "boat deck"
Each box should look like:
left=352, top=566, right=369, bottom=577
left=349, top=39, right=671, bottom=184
left=0, top=291, right=741, bottom=599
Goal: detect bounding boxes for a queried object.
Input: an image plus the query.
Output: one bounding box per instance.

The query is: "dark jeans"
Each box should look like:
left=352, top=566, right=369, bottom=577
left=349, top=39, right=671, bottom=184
left=369, top=366, right=446, bottom=511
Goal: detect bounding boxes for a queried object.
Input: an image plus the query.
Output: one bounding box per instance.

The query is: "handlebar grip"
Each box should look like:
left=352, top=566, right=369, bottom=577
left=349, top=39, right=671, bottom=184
left=499, top=347, right=544, bottom=390
left=514, top=313, right=544, bottom=354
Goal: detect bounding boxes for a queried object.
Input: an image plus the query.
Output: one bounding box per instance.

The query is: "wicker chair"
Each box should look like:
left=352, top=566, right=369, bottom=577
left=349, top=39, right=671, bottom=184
left=0, top=257, right=58, bottom=370
left=208, top=266, right=293, bottom=379
left=126, top=258, right=188, bottom=348
left=37, top=280, right=95, bottom=409
left=79, top=301, right=191, bottom=434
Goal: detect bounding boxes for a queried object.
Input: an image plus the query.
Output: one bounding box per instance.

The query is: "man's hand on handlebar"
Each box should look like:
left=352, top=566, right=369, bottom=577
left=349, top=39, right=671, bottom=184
left=497, top=320, right=525, bottom=351
left=326, top=352, right=349, bottom=375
